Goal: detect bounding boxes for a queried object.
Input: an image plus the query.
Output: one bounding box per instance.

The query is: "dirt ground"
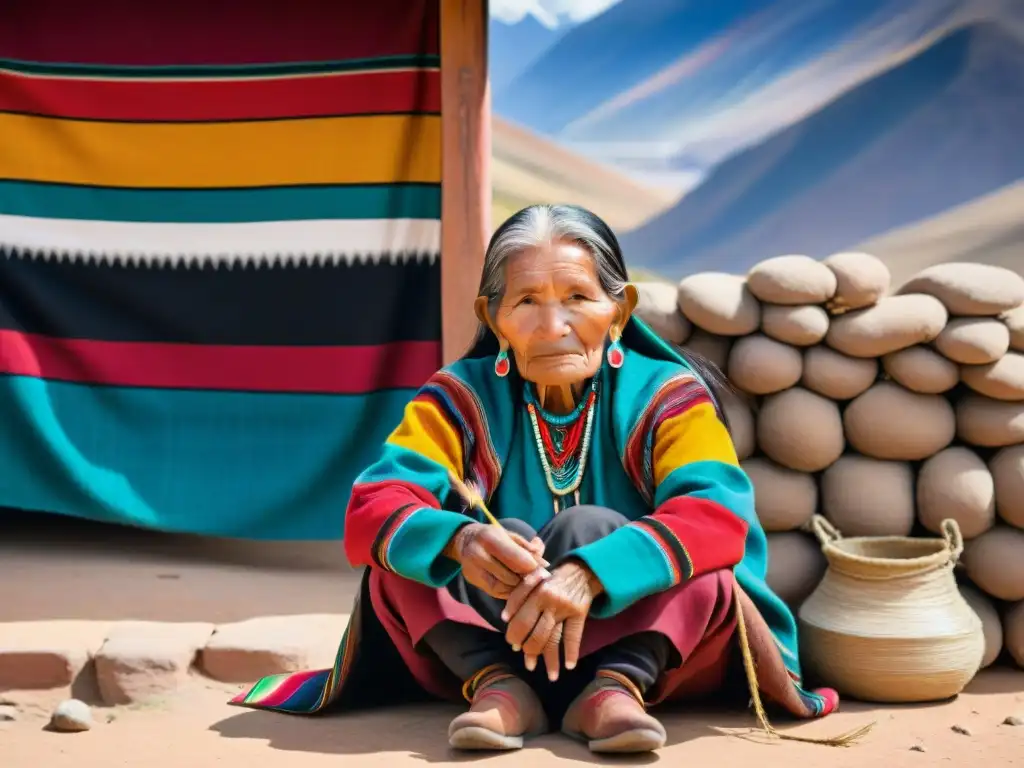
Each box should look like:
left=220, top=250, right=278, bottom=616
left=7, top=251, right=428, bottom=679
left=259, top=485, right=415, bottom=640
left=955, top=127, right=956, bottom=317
left=0, top=510, right=359, bottom=625
left=3, top=511, right=1024, bottom=767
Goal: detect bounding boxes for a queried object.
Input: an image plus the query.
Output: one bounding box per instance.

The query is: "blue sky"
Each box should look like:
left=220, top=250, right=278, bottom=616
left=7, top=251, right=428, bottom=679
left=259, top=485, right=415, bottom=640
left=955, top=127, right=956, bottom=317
left=490, top=0, right=624, bottom=28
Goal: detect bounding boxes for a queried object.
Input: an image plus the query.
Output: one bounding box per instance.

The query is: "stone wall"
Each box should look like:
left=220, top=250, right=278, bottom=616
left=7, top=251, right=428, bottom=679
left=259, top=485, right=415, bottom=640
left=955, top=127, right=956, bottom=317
left=634, top=256, right=1024, bottom=668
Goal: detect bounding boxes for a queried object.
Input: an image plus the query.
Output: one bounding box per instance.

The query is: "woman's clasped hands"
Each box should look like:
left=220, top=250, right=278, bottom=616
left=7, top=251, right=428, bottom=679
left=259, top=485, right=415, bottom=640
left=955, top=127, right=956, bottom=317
left=447, top=522, right=603, bottom=682
left=502, top=558, right=602, bottom=681
left=446, top=522, right=550, bottom=598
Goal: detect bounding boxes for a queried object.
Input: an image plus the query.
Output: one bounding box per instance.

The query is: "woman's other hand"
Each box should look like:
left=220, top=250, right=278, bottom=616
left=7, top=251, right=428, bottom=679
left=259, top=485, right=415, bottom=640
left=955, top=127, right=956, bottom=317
left=504, top=560, right=604, bottom=681
left=445, top=523, right=549, bottom=599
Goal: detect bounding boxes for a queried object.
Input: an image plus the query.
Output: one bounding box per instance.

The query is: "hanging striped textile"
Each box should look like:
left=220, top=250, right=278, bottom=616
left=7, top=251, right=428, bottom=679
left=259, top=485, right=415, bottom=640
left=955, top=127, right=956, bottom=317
left=0, top=0, right=443, bottom=539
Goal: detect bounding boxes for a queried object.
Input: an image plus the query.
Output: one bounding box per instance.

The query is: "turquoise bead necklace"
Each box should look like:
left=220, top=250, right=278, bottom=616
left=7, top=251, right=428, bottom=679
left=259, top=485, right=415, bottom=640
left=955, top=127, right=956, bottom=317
left=524, top=377, right=599, bottom=514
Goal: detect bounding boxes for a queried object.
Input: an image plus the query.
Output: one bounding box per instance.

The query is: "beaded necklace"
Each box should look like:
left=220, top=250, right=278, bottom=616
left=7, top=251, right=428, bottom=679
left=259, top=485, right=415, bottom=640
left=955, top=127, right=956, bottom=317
left=524, top=378, right=599, bottom=514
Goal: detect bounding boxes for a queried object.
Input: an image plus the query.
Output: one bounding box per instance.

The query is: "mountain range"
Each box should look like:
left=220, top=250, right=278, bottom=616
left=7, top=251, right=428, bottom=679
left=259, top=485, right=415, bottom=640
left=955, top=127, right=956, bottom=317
left=619, top=20, right=1024, bottom=276
left=857, top=180, right=1024, bottom=284
left=492, top=0, right=974, bottom=186
left=491, top=115, right=675, bottom=231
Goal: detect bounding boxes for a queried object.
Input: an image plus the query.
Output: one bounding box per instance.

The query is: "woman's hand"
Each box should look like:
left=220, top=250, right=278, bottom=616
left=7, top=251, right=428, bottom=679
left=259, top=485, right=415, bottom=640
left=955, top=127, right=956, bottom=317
left=503, top=560, right=604, bottom=681
left=446, top=523, right=549, bottom=599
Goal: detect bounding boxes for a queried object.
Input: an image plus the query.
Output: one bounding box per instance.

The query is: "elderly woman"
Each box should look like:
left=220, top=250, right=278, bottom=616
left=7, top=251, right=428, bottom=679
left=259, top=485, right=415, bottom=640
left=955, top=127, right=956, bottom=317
left=231, top=205, right=839, bottom=753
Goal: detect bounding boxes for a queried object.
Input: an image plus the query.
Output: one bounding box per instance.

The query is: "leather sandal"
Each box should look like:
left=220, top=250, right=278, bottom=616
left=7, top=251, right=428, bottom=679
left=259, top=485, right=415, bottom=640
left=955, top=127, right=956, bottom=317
left=561, top=669, right=667, bottom=753
left=448, top=664, right=549, bottom=751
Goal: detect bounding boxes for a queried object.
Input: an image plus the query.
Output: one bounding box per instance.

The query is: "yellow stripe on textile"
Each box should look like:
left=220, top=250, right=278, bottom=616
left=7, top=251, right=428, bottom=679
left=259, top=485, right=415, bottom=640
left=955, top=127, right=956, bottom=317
left=0, top=113, right=441, bottom=188
left=652, top=401, right=739, bottom=487
left=387, top=398, right=464, bottom=479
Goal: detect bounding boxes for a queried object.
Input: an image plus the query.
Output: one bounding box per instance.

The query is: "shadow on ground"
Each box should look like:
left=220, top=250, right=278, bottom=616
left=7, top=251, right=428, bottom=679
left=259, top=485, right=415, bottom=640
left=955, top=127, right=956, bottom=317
left=209, top=668, right=1024, bottom=763
left=210, top=701, right=737, bottom=763
left=210, top=699, right=833, bottom=763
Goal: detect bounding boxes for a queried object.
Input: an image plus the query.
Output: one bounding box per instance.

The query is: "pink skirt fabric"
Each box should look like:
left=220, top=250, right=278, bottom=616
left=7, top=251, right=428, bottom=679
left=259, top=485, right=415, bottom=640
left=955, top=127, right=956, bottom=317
left=369, top=567, right=834, bottom=717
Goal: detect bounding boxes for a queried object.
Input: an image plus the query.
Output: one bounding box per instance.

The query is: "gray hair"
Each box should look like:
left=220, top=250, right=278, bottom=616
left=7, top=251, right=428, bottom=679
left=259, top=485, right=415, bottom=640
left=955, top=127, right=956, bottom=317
left=476, top=204, right=629, bottom=318
left=465, top=204, right=736, bottom=431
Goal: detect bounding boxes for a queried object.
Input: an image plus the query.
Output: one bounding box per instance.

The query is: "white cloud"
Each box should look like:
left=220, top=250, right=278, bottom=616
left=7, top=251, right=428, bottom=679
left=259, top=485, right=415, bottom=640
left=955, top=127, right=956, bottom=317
left=490, top=0, right=624, bottom=29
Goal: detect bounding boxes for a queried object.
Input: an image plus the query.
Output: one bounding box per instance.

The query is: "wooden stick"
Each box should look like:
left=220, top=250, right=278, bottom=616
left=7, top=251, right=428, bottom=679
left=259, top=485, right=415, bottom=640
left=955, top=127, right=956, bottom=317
left=439, top=0, right=490, bottom=364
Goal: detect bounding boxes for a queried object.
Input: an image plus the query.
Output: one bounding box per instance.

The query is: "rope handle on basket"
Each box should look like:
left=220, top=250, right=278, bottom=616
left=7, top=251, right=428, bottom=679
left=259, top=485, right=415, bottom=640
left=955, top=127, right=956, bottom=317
left=807, top=514, right=841, bottom=546
left=940, top=518, right=964, bottom=563
left=806, top=515, right=963, bottom=570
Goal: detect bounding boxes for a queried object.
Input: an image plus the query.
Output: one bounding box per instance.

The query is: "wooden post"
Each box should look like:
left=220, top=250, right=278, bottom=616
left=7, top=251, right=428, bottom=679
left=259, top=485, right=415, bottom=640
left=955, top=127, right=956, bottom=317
left=440, top=0, right=491, bottom=364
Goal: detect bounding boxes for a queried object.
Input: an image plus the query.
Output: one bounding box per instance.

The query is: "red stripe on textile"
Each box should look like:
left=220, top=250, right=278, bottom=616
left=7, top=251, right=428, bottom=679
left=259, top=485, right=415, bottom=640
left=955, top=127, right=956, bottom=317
left=427, top=372, right=502, bottom=499
left=0, top=330, right=440, bottom=394
left=345, top=479, right=443, bottom=570
left=0, top=69, right=441, bottom=122
left=0, top=0, right=439, bottom=65
left=234, top=669, right=324, bottom=707
left=622, top=374, right=708, bottom=501
left=651, top=497, right=748, bottom=578
left=375, top=504, right=421, bottom=571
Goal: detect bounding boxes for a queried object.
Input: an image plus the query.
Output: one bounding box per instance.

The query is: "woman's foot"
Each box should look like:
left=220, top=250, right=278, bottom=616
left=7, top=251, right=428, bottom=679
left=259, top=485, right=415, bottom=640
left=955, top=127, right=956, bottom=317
left=448, top=665, right=548, bottom=751
left=561, top=670, right=667, bottom=753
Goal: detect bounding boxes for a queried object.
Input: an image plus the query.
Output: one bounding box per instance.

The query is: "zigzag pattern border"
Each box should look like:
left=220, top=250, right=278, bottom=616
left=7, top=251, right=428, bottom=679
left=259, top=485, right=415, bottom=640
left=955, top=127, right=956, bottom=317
left=0, top=246, right=440, bottom=269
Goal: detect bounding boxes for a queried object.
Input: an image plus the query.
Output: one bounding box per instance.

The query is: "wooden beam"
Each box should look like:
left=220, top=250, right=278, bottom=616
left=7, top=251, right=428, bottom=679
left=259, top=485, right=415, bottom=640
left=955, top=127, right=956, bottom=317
left=440, top=0, right=491, bottom=364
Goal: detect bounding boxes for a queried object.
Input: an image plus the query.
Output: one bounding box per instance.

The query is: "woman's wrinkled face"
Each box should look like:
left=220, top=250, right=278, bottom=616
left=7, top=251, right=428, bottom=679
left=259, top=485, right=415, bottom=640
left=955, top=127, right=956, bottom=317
left=491, top=240, right=620, bottom=387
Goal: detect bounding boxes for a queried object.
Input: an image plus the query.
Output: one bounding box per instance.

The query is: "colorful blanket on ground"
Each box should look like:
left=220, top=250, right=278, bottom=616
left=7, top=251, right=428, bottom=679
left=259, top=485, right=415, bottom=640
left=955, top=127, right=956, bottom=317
left=0, top=0, right=442, bottom=538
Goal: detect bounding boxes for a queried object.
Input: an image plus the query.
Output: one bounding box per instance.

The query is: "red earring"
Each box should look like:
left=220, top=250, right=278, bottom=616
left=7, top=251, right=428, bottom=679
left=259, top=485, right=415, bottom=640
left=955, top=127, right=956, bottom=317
left=494, top=347, right=510, bottom=378
left=607, top=328, right=624, bottom=368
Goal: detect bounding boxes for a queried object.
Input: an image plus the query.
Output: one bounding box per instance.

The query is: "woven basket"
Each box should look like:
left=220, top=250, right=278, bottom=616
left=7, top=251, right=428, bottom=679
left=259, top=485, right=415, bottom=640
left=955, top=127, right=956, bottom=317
left=798, top=515, right=985, bottom=703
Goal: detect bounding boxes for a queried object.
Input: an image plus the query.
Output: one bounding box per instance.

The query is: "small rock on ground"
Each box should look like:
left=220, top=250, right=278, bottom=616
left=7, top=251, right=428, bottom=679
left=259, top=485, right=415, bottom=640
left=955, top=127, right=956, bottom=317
left=200, top=614, right=347, bottom=683
left=1003, top=715, right=1024, bottom=726
left=49, top=699, right=92, bottom=733
left=0, top=704, right=17, bottom=722
left=909, top=744, right=926, bottom=752
left=95, top=621, right=214, bottom=705
left=951, top=724, right=972, bottom=736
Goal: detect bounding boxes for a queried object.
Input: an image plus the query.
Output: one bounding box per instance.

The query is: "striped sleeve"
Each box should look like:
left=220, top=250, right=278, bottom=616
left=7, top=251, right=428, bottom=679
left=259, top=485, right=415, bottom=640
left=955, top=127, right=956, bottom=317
left=343, top=371, right=499, bottom=588
left=568, top=376, right=750, bottom=618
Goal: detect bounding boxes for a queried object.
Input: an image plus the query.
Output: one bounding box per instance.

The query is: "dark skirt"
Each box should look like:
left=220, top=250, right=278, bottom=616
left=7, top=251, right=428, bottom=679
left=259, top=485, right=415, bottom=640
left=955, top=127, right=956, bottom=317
left=230, top=510, right=838, bottom=721
left=371, top=565, right=836, bottom=718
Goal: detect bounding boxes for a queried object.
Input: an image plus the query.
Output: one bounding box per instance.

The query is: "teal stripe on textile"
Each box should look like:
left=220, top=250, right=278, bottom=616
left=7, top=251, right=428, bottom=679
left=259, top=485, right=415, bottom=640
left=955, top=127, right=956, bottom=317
left=385, top=507, right=469, bottom=588
left=0, top=54, right=440, bottom=79
left=0, top=375, right=416, bottom=539
left=569, top=524, right=678, bottom=618
left=0, top=181, right=441, bottom=222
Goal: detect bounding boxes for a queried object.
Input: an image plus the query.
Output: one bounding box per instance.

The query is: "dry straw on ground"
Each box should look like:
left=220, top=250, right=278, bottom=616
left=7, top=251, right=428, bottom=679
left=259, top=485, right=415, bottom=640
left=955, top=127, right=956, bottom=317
left=634, top=256, right=1024, bottom=668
